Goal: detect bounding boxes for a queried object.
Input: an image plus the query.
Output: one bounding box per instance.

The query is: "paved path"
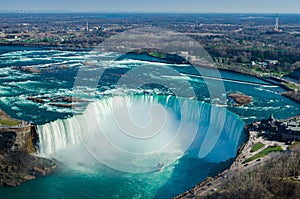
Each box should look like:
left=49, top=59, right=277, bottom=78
left=176, top=130, right=288, bottom=198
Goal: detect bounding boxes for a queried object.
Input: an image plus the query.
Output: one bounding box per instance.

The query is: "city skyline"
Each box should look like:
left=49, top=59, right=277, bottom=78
left=0, top=0, right=299, bottom=13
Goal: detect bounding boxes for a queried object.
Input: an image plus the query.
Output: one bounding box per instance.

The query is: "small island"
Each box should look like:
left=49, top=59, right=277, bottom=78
left=27, top=96, right=89, bottom=109
left=228, top=92, right=253, bottom=106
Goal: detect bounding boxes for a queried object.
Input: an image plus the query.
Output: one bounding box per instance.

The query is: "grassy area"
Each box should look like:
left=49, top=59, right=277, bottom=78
left=288, top=141, right=299, bottom=150
left=212, top=145, right=300, bottom=198
left=149, top=51, right=166, bottom=59
left=253, top=67, right=262, bottom=72
left=0, top=118, right=20, bottom=126
left=250, top=142, right=265, bottom=152
left=243, top=146, right=283, bottom=163
left=270, top=71, right=289, bottom=77
left=284, top=82, right=300, bottom=90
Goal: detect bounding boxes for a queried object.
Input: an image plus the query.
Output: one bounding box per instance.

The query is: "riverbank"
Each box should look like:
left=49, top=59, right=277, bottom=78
left=0, top=153, right=56, bottom=187
left=2, top=44, right=298, bottom=94
left=0, top=44, right=298, bottom=193
left=175, top=123, right=291, bottom=198
left=126, top=50, right=300, bottom=104
left=283, top=90, right=300, bottom=103
left=115, top=50, right=299, bottom=96
left=0, top=42, right=95, bottom=52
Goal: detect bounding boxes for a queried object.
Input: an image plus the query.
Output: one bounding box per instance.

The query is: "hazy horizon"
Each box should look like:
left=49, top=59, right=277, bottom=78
left=0, top=0, right=299, bottom=14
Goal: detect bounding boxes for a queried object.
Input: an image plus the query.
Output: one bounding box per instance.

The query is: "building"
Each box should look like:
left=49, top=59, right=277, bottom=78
left=274, top=15, right=279, bottom=32
left=282, top=121, right=300, bottom=141
left=254, top=114, right=300, bottom=142
left=273, top=15, right=282, bottom=33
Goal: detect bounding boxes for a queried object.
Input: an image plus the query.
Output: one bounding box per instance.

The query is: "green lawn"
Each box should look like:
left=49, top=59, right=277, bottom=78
left=149, top=51, right=166, bottom=59
left=243, top=146, right=283, bottom=163
left=270, top=71, right=289, bottom=77
left=250, top=142, right=265, bottom=152
left=284, top=82, right=300, bottom=90
left=0, top=118, right=20, bottom=126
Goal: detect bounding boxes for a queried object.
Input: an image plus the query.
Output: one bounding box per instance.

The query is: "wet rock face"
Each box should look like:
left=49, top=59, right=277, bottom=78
left=0, top=109, right=57, bottom=187
left=0, top=132, right=17, bottom=152
left=0, top=126, right=36, bottom=154
left=0, top=152, right=57, bottom=187
left=0, top=125, right=57, bottom=187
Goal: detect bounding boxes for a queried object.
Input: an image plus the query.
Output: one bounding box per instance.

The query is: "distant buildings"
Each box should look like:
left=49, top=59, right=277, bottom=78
left=250, top=59, right=279, bottom=67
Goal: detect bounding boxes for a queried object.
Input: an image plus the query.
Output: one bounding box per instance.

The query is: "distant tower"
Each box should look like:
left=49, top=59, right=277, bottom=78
left=274, top=14, right=279, bottom=32
left=86, top=21, right=89, bottom=31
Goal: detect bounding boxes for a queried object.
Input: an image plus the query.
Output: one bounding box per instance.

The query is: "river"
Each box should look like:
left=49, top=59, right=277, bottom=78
left=0, top=46, right=299, bottom=198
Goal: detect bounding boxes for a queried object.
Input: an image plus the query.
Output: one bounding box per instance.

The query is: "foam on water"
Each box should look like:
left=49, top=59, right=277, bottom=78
left=255, top=86, right=280, bottom=94
left=2, top=47, right=300, bottom=198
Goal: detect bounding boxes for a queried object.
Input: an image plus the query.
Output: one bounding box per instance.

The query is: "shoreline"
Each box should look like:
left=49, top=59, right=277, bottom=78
left=174, top=127, right=252, bottom=198
left=175, top=121, right=291, bottom=198
left=0, top=42, right=94, bottom=52
left=1, top=45, right=299, bottom=194
left=0, top=44, right=297, bottom=94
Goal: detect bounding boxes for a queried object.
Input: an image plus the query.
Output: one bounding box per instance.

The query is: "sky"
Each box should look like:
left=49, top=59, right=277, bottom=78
left=0, top=0, right=299, bottom=13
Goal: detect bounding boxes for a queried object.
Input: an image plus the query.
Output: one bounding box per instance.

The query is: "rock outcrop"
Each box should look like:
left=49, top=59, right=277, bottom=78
left=228, top=93, right=253, bottom=106
left=49, top=103, right=78, bottom=108
left=50, top=96, right=88, bottom=103
left=26, top=96, right=88, bottom=109
left=12, top=66, right=41, bottom=74
left=27, top=96, right=46, bottom=103
left=0, top=109, right=56, bottom=187
left=0, top=125, right=36, bottom=154
left=0, top=109, right=9, bottom=117
left=0, top=152, right=56, bottom=187
left=282, top=90, right=300, bottom=103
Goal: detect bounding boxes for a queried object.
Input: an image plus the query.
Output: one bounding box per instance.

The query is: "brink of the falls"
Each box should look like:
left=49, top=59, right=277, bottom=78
left=37, top=94, right=245, bottom=173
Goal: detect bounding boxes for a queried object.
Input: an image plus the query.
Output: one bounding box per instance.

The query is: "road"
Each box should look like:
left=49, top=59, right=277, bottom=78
left=175, top=130, right=288, bottom=198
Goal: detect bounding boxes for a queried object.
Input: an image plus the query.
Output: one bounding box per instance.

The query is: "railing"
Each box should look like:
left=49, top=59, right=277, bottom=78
left=0, top=121, right=32, bottom=129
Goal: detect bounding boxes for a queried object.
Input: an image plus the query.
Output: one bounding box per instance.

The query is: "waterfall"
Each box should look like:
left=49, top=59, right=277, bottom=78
left=37, top=94, right=245, bottom=172
left=37, top=116, right=84, bottom=155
